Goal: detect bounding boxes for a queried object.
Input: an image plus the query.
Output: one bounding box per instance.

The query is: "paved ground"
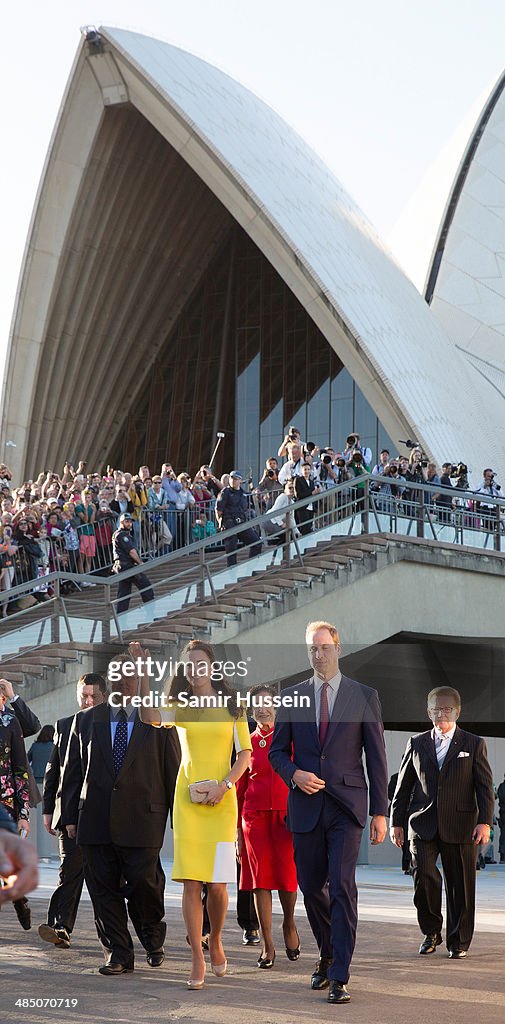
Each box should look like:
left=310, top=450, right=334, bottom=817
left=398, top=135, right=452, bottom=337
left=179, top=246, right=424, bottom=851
left=0, top=865, right=503, bottom=1024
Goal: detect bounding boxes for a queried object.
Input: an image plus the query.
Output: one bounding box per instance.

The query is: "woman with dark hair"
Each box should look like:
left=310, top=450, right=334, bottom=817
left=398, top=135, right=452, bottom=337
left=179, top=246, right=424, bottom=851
left=28, top=725, right=54, bottom=784
left=236, top=685, right=299, bottom=969
left=134, top=638, right=251, bottom=990
left=0, top=684, right=31, bottom=929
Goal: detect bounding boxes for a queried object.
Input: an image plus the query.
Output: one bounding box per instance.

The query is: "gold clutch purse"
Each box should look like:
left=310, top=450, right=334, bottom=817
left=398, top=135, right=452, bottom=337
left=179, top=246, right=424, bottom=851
left=188, top=779, right=218, bottom=803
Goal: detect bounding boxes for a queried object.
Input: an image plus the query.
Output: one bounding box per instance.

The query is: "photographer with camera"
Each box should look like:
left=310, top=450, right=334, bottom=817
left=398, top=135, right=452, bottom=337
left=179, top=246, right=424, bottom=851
left=373, top=462, right=403, bottom=514
left=343, top=432, right=373, bottom=469
left=194, top=466, right=223, bottom=499
left=347, top=448, right=370, bottom=515
left=476, top=468, right=502, bottom=532
left=277, top=426, right=303, bottom=460
left=255, top=457, right=283, bottom=511
left=404, top=448, right=428, bottom=518
left=216, top=471, right=262, bottom=567
left=434, top=463, right=455, bottom=523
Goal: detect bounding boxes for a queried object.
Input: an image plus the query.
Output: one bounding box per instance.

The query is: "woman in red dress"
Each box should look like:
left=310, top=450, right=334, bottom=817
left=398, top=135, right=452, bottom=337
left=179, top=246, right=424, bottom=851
left=236, top=685, right=299, bottom=969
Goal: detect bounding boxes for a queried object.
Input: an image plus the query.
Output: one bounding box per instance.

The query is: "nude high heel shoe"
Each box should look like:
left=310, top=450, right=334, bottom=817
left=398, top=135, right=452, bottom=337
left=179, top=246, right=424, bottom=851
left=187, top=963, right=206, bottom=989
left=210, top=959, right=228, bottom=977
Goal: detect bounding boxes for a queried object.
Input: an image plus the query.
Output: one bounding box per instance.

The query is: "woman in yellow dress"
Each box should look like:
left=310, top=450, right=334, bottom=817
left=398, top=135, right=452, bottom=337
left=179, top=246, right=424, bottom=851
left=134, top=639, right=251, bottom=990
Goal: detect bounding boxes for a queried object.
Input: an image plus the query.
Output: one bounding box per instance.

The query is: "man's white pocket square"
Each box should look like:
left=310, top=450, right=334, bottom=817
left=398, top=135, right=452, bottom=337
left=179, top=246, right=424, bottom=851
left=457, top=751, right=470, bottom=758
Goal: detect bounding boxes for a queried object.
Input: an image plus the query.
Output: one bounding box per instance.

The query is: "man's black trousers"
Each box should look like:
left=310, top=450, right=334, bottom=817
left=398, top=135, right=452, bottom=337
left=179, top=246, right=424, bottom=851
left=82, top=844, right=166, bottom=965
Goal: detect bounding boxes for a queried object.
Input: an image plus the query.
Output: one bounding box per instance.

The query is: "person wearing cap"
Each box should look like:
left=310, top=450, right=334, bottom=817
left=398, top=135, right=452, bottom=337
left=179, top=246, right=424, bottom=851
left=216, top=472, right=262, bottom=567
left=111, top=513, right=154, bottom=613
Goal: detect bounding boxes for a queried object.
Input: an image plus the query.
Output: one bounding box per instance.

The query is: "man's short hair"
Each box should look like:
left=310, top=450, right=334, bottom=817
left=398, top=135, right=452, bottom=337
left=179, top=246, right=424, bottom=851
left=306, top=620, right=340, bottom=646
left=442, top=462, right=452, bottom=471
left=77, top=672, right=107, bottom=694
left=427, top=686, right=461, bottom=711
left=482, top=468, right=494, bottom=476
left=380, top=449, right=390, bottom=455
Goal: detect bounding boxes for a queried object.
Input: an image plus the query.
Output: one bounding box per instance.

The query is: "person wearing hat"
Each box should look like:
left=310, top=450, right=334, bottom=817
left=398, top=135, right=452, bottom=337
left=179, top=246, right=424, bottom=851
left=216, top=472, right=262, bottom=567
left=111, top=513, right=154, bottom=613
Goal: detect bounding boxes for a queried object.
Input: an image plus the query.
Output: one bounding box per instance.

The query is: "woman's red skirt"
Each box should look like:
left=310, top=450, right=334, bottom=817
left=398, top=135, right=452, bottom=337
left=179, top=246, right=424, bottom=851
left=240, top=809, right=298, bottom=892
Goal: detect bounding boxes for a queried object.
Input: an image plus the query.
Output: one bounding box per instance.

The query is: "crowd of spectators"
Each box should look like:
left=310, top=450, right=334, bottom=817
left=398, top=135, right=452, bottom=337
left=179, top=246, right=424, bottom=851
left=0, top=431, right=502, bottom=612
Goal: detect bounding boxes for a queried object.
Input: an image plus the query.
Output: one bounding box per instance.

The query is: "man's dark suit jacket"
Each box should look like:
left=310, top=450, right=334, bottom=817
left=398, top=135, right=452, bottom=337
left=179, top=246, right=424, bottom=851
left=42, top=713, right=79, bottom=830
left=61, top=702, right=180, bottom=848
left=9, top=697, right=41, bottom=738
left=391, top=726, right=494, bottom=844
left=269, top=675, right=388, bottom=832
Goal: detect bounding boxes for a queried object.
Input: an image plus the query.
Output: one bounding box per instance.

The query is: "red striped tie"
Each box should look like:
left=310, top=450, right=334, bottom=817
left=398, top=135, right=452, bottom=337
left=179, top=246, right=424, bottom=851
left=319, top=681, right=330, bottom=747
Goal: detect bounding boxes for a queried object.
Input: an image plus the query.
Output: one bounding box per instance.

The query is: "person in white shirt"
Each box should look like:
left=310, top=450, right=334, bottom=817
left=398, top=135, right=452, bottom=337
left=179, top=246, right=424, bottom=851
left=475, top=468, right=502, bottom=531
left=278, top=443, right=304, bottom=486
left=263, top=482, right=300, bottom=540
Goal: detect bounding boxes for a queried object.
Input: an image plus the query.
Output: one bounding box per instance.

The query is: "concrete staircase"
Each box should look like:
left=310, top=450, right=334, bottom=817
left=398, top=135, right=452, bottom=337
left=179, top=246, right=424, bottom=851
left=5, top=530, right=505, bottom=694
left=1, top=535, right=389, bottom=686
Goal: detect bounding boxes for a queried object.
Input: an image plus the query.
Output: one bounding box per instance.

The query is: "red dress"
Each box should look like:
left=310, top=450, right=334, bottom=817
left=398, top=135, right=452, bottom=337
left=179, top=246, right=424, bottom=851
left=237, top=727, right=298, bottom=892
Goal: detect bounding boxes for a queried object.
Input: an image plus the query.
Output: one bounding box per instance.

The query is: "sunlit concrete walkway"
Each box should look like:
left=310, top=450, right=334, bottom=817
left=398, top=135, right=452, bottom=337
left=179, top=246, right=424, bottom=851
left=1, top=865, right=503, bottom=1024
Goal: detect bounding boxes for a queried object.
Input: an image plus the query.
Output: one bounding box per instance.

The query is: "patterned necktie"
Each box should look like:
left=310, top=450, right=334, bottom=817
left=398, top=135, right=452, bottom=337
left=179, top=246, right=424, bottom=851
left=436, top=733, right=448, bottom=769
left=319, top=681, right=330, bottom=747
left=112, top=709, right=128, bottom=776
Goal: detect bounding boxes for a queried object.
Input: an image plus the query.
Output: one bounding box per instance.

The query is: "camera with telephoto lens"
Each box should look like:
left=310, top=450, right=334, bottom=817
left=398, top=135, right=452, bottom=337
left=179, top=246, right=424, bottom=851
left=321, top=452, right=332, bottom=465
left=449, top=462, right=468, bottom=478
left=350, top=451, right=363, bottom=463
left=266, top=469, right=275, bottom=478
left=346, top=434, right=358, bottom=447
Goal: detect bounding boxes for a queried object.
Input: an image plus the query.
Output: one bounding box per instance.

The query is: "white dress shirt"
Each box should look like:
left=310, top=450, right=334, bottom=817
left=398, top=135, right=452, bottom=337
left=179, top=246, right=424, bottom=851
left=313, top=672, right=342, bottom=728
left=433, top=722, right=456, bottom=768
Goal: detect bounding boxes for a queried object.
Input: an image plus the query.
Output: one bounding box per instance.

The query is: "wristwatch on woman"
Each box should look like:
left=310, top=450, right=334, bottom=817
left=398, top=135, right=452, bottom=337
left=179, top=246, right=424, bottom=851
left=223, top=778, right=233, bottom=790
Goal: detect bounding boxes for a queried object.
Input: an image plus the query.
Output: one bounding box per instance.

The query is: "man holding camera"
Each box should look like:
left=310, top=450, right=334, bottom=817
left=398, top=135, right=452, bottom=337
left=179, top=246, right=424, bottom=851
left=476, top=469, right=502, bottom=532
left=343, top=433, right=372, bottom=468
left=216, top=471, right=262, bottom=566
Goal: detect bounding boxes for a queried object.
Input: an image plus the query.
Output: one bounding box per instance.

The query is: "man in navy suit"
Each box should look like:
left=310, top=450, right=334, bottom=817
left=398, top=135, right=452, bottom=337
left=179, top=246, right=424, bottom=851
left=390, top=686, right=494, bottom=959
left=269, top=621, right=388, bottom=1004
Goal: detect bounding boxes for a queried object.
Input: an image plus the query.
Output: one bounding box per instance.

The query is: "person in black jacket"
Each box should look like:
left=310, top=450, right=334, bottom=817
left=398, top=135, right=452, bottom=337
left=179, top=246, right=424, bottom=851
left=391, top=686, right=494, bottom=958
left=216, top=471, right=262, bottom=567
left=294, top=463, right=321, bottom=535
left=111, top=513, right=154, bottom=613
left=61, top=667, right=180, bottom=974
left=39, top=673, right=108, bottom=949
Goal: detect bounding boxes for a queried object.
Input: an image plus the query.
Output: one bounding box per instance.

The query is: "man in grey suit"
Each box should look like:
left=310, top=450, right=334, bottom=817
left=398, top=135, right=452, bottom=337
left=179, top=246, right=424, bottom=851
left=391, top=686, right=494, bottom=959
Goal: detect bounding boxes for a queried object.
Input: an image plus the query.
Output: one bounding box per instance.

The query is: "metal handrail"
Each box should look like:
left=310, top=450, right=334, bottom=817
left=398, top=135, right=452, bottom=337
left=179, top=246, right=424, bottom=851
left=1, top=474, right=504, bottom=657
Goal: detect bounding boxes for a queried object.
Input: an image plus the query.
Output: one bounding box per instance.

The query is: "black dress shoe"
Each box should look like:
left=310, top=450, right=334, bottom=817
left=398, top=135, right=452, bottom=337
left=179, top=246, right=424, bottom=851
left=448, top=948, right=467, bottom=959
left=419, top=933, right=442, bottom=955
left=257, top=952, right=275, bottom=969
left=146, top=949, right=165, bottom=967
left=328, top=981, right=351, bottom=1004
left=14, top=899, right=31, bottom=931
left=311, top=957, right=332, bottom=990
left=243, top=929, right=260, bottom=945
left=98, top=961, right=134, bottom=975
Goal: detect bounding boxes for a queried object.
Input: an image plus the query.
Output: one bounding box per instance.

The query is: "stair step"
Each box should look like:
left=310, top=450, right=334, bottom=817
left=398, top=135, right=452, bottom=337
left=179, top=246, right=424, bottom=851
left=13, top=663, right=45, bottom=676
left=214, top=596, right=255, bottom=608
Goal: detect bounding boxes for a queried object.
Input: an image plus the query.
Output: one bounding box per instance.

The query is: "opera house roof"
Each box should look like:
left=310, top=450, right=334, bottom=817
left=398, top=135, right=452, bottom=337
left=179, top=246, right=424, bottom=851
left=2, top=26, right=504, bottom=481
